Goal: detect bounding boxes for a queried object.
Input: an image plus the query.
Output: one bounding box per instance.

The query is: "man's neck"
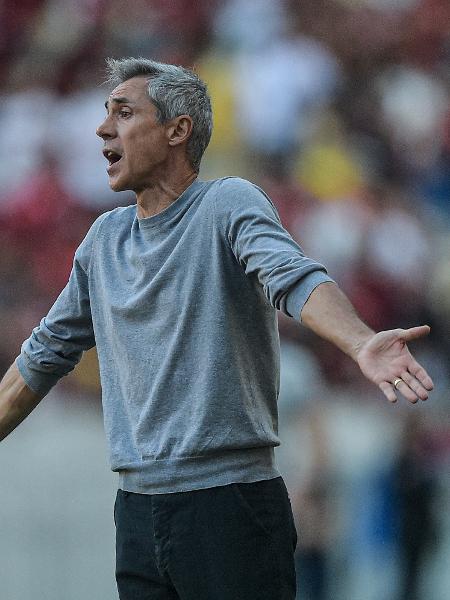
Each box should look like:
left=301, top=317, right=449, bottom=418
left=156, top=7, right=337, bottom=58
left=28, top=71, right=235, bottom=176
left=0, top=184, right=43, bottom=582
left=135, top=171, right=198, bottom=219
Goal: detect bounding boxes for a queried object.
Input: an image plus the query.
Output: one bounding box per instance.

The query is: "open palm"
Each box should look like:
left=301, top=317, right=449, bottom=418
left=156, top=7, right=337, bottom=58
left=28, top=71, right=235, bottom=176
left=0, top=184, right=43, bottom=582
left=356, top=326, right=434, bottom=403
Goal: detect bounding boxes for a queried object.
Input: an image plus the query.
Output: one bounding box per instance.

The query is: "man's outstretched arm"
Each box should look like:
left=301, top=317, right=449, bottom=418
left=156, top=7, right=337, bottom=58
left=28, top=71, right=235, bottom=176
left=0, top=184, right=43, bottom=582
left=301, top=281, right=434, bottom=404
left=0, top=216, right=105, bottom=443
left=0, top=361, right=43, bottom=441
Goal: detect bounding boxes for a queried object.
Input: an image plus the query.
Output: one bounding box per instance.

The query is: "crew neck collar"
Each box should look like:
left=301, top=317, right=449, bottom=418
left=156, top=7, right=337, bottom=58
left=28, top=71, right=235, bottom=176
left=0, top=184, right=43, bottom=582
left=136, top=179, right=204, bottom=229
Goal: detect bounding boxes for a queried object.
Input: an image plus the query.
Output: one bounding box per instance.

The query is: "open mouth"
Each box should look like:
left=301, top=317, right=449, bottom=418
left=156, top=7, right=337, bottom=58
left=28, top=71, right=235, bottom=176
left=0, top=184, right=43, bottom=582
left=103, top=149, right=123, bottom=172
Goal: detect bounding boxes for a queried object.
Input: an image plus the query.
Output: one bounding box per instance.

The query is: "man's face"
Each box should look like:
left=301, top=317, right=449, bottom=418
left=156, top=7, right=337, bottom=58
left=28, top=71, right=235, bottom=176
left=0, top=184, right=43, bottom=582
left=97, top=76, right=169, bottom=192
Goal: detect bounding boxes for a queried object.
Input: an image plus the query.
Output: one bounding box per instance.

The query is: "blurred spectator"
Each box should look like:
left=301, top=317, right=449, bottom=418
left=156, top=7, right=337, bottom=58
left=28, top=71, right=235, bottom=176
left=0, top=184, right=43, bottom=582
left=0, top=82, right=56, bottom=198
left=232, top=32, right=339, bottom=171
left=375, top=65, right=449, bottom=173
left=103, top=0, right=213, bottom=64
left=292, top=408, right=333, bottom=600
left=0, top=0, right=45, bottom=84
left=1, top=152, right=95, bottom=298
left=214, top=0, right=288, bottom=53
left=393, top=414, right=439, bottom=600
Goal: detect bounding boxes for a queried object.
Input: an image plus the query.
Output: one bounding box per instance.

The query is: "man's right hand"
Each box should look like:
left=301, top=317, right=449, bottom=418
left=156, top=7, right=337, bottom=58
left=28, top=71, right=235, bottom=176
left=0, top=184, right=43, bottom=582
left=0, top=361, right=43, bottom=441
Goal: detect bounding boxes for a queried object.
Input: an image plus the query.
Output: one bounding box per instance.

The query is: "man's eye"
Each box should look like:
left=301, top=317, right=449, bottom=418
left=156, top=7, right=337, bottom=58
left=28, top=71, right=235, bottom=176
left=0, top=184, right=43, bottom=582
left=119, top=110, right=131, bottom=118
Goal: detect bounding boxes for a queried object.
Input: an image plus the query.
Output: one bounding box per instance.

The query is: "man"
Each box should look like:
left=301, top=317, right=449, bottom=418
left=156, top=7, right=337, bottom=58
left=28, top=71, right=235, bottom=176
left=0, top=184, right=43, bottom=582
left=0, top=58, right=433, bottom=600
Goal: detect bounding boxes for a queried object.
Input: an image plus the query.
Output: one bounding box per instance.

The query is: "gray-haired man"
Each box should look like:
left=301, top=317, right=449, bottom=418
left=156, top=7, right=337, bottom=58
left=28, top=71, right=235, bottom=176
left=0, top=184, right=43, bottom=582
left=0, top=58, right=433, bottom=599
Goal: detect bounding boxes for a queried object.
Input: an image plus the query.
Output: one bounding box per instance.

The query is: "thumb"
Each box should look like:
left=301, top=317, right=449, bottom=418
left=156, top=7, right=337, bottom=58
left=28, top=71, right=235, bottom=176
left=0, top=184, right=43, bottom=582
left=400, top=325, right=431, bottom=343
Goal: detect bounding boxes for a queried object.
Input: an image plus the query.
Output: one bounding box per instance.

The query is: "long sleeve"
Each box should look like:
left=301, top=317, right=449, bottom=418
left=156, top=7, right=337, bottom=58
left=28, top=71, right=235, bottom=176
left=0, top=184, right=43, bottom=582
left=216, top=178, right=334, bottom=320
left=16, top=214, right=105, bottom=396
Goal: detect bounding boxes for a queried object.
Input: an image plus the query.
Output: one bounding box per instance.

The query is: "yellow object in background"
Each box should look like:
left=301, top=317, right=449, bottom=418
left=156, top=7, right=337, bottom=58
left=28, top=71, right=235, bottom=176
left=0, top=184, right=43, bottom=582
left=69, top=347, right=101, bottom=393
left=295, top=141, right=363, bottom=201
left=197, top=52, right=240, bottom=152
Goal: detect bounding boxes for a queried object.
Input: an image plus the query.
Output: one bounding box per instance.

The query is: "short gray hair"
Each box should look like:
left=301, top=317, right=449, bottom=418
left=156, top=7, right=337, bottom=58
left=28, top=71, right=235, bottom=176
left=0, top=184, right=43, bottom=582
left=106, top=57, right=213, bottom=172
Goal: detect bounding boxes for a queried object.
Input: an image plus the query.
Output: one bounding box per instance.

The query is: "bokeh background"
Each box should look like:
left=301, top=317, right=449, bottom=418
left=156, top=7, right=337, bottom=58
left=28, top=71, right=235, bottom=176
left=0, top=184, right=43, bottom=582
left=0, top=1, right=449, bottom=599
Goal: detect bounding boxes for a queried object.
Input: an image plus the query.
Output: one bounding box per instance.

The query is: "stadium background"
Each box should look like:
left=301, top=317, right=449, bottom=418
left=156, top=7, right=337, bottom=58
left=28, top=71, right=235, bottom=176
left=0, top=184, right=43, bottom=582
left=0, top=0, right=449, bottom=598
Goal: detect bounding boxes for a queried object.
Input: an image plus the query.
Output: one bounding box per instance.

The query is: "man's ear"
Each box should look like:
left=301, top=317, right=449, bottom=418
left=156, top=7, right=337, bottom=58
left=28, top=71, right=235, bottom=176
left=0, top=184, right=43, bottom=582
left=167, top=115, right=193, bottom=147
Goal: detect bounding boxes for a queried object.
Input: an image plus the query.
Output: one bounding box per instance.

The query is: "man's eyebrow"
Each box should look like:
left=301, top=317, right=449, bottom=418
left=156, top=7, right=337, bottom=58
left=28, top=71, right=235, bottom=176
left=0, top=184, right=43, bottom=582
left=104, top=97, right=134, bottom=110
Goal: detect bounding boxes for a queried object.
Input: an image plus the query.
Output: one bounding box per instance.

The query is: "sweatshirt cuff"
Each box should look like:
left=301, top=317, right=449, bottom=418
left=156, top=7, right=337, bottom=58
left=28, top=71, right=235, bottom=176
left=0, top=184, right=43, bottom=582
left=16, top=353, right=62, bottom=397
left=285, top=271, right=335, bottom=322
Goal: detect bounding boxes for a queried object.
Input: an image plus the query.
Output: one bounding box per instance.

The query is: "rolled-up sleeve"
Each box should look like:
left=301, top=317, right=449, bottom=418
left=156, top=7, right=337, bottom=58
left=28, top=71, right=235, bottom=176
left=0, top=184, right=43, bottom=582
left=16, top=214, right=105, bottom=396
left=217, top=178, right=334, bottom=320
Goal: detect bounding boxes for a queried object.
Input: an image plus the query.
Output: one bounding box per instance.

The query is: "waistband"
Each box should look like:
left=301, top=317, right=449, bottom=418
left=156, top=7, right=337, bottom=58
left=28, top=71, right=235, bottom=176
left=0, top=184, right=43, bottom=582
left=117, top=446, right=279, bottom=495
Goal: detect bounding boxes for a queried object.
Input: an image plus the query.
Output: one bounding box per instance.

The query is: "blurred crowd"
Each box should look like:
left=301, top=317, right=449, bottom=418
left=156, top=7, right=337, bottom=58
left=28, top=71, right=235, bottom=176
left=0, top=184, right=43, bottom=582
left=0, top=1, right=449, bottom=599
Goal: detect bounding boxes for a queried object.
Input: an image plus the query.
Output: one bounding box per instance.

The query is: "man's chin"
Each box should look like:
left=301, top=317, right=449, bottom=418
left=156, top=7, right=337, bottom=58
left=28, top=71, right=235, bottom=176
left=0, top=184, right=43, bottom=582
left=108, top=176, right=129, bottom=193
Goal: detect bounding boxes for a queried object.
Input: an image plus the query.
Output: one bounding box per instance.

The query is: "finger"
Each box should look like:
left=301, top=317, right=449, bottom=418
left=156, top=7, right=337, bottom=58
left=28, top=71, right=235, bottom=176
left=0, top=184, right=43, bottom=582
left=392, top=378, right=419, bottom=404
left=400, top=325, right=431, bottom=342
left=379, top=381, right=397, bottom=403
left=408, top=361, right=434, bottom=391
left=400, top=371, right=429, bottom=401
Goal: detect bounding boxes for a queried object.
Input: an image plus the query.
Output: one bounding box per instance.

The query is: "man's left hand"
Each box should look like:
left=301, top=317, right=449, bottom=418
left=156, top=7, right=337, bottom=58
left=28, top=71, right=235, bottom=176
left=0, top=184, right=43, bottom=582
left=356, top=325, right=434, bottom=404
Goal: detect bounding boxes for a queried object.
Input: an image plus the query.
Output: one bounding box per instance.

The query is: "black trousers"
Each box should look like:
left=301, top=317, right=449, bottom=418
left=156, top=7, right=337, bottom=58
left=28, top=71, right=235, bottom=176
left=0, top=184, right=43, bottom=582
left=114, top=476, right=297, bottom=600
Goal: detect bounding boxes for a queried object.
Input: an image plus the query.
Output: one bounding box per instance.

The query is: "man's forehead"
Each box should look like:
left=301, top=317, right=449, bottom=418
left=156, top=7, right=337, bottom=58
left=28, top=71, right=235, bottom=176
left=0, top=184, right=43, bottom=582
left=109, top=76, right=149, bottom=100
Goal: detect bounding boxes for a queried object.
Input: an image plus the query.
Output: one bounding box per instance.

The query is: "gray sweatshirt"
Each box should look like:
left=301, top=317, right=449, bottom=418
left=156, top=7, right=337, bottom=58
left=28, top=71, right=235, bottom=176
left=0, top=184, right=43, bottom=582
left=17, top=177, right=333, bottom=494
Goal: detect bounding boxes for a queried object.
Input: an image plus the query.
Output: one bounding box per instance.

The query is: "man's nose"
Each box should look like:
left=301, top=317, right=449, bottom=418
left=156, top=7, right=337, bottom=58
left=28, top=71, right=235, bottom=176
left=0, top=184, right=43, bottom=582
left=96, top=116, right=114, bottom=139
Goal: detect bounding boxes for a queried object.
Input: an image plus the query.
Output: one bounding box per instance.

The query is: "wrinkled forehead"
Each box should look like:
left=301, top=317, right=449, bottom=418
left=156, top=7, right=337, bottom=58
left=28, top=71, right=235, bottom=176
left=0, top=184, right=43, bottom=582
left=108, top=76, right=152, bottom=105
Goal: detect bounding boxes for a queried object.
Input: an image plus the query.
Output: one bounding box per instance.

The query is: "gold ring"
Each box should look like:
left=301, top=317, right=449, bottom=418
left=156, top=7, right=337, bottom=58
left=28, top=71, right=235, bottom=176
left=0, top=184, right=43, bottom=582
left=393, top=378, right=402, bottom=389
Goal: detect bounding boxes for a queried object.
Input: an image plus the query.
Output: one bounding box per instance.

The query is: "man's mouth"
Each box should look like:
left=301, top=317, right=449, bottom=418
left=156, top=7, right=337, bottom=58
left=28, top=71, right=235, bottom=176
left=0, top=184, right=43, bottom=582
left=103, top=149, right=123, bottom=173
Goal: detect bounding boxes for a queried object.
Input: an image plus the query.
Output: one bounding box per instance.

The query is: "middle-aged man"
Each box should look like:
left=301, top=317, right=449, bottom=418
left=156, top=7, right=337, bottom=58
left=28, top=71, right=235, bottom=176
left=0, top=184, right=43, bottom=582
left=0, top=58, right=434, bottom=600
